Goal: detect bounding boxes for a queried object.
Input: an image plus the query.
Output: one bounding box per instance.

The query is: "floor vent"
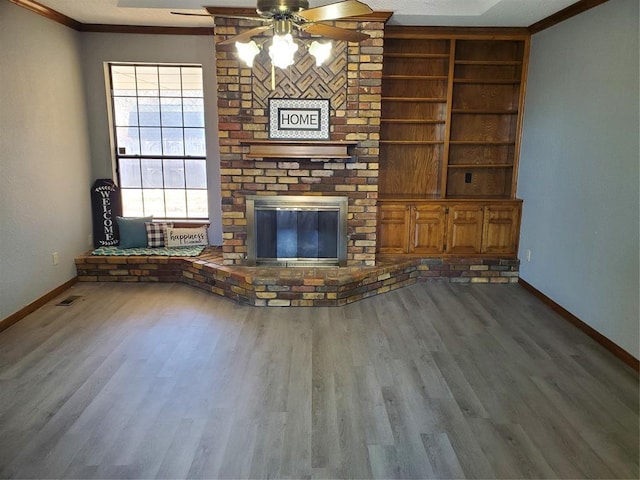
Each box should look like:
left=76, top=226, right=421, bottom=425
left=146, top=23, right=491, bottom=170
left=56, top=295, right=83, bottom=307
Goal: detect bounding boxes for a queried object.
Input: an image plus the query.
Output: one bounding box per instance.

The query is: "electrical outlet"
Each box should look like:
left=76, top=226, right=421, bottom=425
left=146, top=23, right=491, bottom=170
left=526, top=249, right=532, bottom=262
left=88, top=234, right=93, bottom=247
left=52, top=252, right=59, bottom=265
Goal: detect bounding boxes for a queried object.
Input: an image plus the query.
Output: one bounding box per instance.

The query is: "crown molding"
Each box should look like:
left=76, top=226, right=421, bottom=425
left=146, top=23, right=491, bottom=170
left=529, top=0, right=609, bottom=34
left=8, top=0, right=81, bottom=30
left=8, top=0, right=212, bottom=35
left=79, top=24, right=214, bottom=35
left=384, top=25, right=530, bottom=39
left=11, top=0, right=609, bottom=37
left=9, top=0, right=391, bottom=34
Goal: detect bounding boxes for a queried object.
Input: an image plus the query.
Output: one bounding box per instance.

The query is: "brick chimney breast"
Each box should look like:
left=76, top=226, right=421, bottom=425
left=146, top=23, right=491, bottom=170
left=216, top=18, right=385, bottom=266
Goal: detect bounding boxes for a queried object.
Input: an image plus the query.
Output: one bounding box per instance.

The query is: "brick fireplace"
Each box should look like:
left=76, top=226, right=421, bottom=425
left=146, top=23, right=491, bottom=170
left=215, top=16, right=387, bottom=266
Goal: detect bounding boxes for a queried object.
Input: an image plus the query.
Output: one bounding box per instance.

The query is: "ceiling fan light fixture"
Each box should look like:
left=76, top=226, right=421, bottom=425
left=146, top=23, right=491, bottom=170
left=236, top=40, right=261, bottom=67
left=308, top=40, right=332, bottom=67
left=218, top=1, right=373, bottom=72
left=269, top=33, right=298, bottom=69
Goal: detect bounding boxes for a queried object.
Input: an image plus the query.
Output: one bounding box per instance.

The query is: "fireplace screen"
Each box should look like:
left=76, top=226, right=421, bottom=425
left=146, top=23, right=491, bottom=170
left=246, top=195, right=348, bottom=266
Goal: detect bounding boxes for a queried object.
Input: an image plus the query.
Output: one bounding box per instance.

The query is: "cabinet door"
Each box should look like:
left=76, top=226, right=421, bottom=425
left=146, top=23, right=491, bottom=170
left=377, top=204, right=411, bottom=253
left=446, top=204, right=483, bottom=254
left=482, top=204, right=520, bottom=254
left=410, top=204, right=446, bottom=254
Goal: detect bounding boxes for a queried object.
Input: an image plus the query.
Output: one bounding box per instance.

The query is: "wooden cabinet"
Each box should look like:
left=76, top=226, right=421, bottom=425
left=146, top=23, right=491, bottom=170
left=412, top=204, right=447, bottom=254
left=482, top=204, right=521, bottom=254
left=377, top=204, right=410, bottom=254
left=378, top=203, right=447, bottom=255
left=377, top=200, right=521, bottom=256
left=446, top=204, right=484, bottom=254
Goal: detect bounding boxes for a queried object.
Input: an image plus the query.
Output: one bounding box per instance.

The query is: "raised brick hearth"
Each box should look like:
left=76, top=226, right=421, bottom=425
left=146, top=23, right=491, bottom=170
left=75, top=248, right=519, bottom=307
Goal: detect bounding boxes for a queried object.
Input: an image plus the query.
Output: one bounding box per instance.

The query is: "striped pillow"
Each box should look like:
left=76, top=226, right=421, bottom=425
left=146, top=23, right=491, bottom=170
left=145, top=222, right=173, bottom=248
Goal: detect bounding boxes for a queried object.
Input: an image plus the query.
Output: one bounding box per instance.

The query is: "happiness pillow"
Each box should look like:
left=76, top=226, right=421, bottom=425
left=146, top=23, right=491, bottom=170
left=164, top=226, right=209, bottom=247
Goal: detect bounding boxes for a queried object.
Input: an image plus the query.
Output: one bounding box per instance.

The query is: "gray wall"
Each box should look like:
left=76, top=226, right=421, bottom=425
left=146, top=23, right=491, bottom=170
left=79, top=32, right=222, bottom=244
left=0, top=2, right=93, bottom=322
left=518, top=0, right=639, bottom=358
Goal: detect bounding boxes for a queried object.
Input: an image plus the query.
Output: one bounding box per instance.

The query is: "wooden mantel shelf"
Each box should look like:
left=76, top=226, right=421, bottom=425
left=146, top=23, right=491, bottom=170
left=241, top=140, right=358, bottom=159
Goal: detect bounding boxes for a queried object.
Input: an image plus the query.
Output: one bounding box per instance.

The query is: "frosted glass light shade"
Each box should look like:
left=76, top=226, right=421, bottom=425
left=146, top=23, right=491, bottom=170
left=309, top=40, right=332, bottom=67
left=268, top=34, right=298, bottom=69
left=236, top=40, right=260, bottom=67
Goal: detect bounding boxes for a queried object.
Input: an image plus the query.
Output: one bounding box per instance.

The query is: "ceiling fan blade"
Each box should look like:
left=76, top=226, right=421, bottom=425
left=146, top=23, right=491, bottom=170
left=204, top=7, right=269, bottom=23
left=300, top=23, right=370, bottom=42
left=297, top=0, right=373, bottom=23
left=170, top=12, right=211, bottom=17
left=217, top=25, right=272, bottom=45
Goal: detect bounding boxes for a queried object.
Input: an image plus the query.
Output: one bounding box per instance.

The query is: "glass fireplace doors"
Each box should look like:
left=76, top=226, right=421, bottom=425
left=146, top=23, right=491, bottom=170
left=246, top=195, right=348, bottom=266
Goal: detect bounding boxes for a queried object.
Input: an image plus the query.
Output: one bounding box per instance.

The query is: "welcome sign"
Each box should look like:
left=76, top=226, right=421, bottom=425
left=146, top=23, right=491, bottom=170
left=269, top=98, right=330, bottom=140
left=91, top=179, right=122, bottom=247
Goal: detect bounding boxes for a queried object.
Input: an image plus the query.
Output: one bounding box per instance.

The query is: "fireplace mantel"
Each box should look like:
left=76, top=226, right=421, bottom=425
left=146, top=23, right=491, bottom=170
left=241, top=140, right=358, bottom=159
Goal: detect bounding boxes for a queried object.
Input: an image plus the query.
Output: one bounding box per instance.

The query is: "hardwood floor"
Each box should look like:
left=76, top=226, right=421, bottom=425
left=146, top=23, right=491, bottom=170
left=0, top=281, right=637, bottom=479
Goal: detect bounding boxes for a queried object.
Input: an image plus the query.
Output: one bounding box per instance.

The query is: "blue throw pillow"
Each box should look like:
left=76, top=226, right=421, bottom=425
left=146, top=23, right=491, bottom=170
left=117, top=216, right=153, bottom=248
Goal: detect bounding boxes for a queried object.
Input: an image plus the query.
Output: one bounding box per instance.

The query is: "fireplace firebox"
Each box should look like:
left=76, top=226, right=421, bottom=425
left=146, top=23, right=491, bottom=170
left=246, top=195, right=348, bottom=266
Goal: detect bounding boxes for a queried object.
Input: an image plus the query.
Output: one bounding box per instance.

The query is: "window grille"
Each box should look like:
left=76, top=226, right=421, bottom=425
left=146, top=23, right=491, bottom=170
left=109, top=64, right=208, bottom=219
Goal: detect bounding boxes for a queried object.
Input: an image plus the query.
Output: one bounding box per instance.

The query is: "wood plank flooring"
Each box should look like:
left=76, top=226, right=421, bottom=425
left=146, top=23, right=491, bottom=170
left=0, top=281, right=637, bottom=479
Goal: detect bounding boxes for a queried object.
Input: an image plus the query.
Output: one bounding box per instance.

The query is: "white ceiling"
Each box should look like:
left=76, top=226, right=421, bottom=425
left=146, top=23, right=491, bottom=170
left=34, top=0, right=579, bottom=28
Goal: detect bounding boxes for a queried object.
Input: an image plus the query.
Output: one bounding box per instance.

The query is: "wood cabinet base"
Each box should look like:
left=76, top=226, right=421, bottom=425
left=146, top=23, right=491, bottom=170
left=377, top=199, right=522, bottom=256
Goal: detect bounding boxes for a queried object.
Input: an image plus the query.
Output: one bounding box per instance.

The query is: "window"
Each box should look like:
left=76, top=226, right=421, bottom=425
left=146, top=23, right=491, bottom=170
left=109, top=64, right=208, bottom=220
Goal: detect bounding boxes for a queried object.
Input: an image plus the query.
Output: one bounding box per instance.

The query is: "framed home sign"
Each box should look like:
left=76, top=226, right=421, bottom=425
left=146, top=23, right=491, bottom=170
left=268, top=98, right=330, bottom=140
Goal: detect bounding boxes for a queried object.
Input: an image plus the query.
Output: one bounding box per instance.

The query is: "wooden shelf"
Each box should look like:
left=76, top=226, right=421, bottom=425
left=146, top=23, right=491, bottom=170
left=380, top=140, right=445, bottom=145
left=448, top=164, right=513, bottom=169
left=453, top=79, right=520, bottom=84
left=383, top=75, right=449, bottom=80
left=449, top=141, right=516, bottom=145
left=445, top=195, right=514, bottom=200
left=451, top=109, right=518, bottom=114
left=382, top=97, right=447, bottom=103
left=381, top=119, right=446, bottom=124
left=454, top=60, right=522, bottom=65
left=378, top=195, right=519, bottom=202
left=241, top=140, right=358, bottom=159
left=385, top=53, right=450, bottom=59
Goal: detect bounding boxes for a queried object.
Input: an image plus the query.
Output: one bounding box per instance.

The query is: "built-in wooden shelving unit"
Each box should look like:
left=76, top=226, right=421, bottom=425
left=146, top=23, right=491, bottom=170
left=445, top=38, right=528, bottom=198
left=377, top=28, right=530, bottom=257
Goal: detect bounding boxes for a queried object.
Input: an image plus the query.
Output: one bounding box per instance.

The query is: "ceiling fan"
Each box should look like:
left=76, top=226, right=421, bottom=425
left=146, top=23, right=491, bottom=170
left=173, top=0, right=374, bottom=44
left=174, top=0, right=373, bottom=83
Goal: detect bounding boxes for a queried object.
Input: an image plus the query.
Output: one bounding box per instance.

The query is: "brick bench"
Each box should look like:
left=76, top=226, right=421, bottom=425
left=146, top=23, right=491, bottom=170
left=75, top=247, right=519, bottom=306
